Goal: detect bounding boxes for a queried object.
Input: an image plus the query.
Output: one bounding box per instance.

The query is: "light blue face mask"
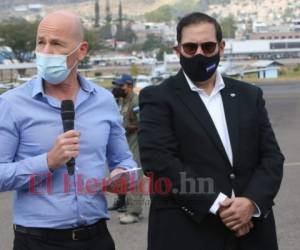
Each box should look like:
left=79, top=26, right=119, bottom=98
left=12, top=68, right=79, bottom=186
left=35, top=43, right=81, bottom=85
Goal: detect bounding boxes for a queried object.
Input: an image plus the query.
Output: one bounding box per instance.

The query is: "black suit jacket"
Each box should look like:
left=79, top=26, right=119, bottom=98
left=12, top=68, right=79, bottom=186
left=138, top=71, right=284, bottom=250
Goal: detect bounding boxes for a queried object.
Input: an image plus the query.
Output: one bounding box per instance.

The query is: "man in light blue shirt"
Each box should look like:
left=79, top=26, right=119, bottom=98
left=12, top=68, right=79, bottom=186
left=0, top=11, right=136, bottom=250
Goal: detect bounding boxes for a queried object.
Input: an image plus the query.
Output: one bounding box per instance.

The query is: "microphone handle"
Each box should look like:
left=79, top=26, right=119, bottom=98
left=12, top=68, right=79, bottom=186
left=63, top=119, right=75, bottom=176
left=63, top=120, right=74, bottom=132
left=67, top=158, right=75, bottom=176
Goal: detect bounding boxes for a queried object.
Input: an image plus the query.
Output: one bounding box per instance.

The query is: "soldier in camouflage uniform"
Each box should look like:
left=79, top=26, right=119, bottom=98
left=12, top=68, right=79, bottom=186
left=110, top=74, right=144, bottom=224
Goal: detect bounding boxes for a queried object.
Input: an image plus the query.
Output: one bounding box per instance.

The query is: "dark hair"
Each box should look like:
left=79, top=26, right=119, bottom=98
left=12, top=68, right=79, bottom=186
left=176, top=12, right=223, bottom=44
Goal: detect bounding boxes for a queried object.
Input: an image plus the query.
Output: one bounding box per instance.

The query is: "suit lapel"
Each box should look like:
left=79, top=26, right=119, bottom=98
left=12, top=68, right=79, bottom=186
left=173, top=71, right=231, bottom=165
left=221, top=77, right=240, bottom=167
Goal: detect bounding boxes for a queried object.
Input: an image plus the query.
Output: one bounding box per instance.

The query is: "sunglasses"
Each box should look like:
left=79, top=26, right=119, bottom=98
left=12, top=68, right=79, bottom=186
left=179, top=42, right=218, bottom=56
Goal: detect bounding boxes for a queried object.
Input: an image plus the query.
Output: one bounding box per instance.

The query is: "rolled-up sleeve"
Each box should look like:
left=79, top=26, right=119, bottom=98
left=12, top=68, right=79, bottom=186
left=0, top=98, right=51, bottom=191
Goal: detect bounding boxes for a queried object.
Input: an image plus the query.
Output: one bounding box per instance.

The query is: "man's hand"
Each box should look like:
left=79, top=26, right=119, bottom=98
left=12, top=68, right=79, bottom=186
left=218, top=197, right=233, bottom=213
left=109, top=167, right=127, bottom=179
left=106, top=168, right=129, bottom=193
left=47, top=130, right=80, bottom=171
left=234, top=221, right=254, bottom=238
left=219, top=197, right=256, bottom=231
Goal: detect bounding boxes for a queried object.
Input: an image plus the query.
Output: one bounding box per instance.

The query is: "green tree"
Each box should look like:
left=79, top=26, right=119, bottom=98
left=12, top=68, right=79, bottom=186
left=196, top=0, right=209, bottom=11
left=145, top=5, right=173, bottom=23
left=100, top=24, right=112, bottom=40
left=105, top=0, right=112, bottom=24
left=94, top=0, right=100, bottom=28
left=156, top=43, right=173, bottom=61
left=172, top=1, right=197, bottom=18
left=142, top=34, right=163, bottom=52
left=80, top=28, right=109, bottom=67
left=115, top=0, right=124, bottom=41
left=99, top=0, right=113, bottom=39
left=122, top=25, right=137, bottom=43
left=220, top=15, right=237, bottom=39
left=0, top=18, right=38, bottom=63
left=119, top=43, right=143, bottom=53
left=84, top=28, right=109, bottom=53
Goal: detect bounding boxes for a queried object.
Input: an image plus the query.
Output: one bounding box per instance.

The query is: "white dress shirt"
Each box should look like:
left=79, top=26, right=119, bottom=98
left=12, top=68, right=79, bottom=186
left=183, top=70, right=260, bottom=217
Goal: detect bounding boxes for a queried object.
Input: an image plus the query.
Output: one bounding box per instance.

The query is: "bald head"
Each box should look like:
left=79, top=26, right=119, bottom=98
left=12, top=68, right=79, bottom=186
left=38, top=11, right=84, bottom=43
left=36, top=10, right=88, bottom=66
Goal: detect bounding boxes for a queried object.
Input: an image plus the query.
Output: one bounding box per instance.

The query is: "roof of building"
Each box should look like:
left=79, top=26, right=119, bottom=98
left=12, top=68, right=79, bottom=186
left=250, top=60, right=283, bottom=68
left=224, top=39, right=300, bottom=54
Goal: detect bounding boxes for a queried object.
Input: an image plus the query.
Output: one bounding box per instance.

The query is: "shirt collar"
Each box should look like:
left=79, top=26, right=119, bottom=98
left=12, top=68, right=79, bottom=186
left=79, top=74, right=98, bottom=94
left=31, top=74, right=97, bottom=98
left=183, top=70, right=225, bottom=96
left=31, top=76, right=44, bottom=98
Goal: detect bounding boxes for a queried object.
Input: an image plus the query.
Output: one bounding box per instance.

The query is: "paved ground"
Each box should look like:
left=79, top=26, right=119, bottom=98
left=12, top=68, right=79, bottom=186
left=0, top=82, right=300, bottom=250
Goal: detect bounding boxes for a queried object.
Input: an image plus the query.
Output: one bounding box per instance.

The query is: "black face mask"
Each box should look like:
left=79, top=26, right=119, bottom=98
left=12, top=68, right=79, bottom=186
left=112, top=87, right=126, bottom=98
left=180, top=53, right=220, bottom=83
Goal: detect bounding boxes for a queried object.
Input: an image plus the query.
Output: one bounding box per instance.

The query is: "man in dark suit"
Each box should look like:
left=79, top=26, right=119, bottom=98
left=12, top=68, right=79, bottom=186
left=138, top=12, right=284, bottom=250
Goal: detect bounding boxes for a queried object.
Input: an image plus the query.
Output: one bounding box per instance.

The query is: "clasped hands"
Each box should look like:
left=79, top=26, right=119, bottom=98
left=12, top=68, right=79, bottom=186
left=218, top=197, right=256, bottom=237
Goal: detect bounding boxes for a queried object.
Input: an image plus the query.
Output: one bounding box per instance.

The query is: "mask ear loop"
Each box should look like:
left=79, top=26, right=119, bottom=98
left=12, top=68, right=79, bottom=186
left=66, top=43, right=82, bottom=71
left=67, top=43, right=82, bottom=57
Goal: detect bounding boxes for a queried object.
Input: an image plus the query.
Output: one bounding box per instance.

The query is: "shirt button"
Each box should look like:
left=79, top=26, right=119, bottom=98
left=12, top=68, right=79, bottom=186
left=229, top=173, right=236, bottom=180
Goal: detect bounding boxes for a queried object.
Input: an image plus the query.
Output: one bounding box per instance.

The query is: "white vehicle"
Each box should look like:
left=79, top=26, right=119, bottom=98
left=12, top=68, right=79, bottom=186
left=134, top=75, right=152, bottom=93
left=90, top=55, right=141, bottom=66
left=140, top=57, right=157, bottom=65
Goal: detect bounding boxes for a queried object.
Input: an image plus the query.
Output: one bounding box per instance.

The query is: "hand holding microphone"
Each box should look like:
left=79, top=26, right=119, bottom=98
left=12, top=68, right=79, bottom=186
left=47, top=130, right=80, bottom=172
left=47, top=100, right=79, bottom=175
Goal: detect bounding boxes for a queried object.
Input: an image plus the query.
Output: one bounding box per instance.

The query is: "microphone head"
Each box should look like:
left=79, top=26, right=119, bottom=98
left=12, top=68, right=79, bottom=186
left=61, top=100, right=75, bottom=120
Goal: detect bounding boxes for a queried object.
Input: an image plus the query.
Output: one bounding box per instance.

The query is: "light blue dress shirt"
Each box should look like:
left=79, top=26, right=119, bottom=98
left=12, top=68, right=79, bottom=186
left=0, top=75, right=137, bottom=229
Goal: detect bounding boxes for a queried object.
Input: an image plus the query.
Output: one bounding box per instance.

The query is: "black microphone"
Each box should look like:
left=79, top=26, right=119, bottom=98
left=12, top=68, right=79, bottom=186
left=61, top=100, right=75, bottom=176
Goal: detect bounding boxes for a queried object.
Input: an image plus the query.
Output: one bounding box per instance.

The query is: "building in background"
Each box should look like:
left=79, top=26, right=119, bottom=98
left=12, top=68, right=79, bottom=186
left=224, top=39, right=300, bottom=59
left=250, top=19, right=300, bottom=40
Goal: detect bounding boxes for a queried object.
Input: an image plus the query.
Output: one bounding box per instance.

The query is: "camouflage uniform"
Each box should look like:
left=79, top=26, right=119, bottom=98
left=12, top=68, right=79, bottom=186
left=120, top=92, right=144, bottom=216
